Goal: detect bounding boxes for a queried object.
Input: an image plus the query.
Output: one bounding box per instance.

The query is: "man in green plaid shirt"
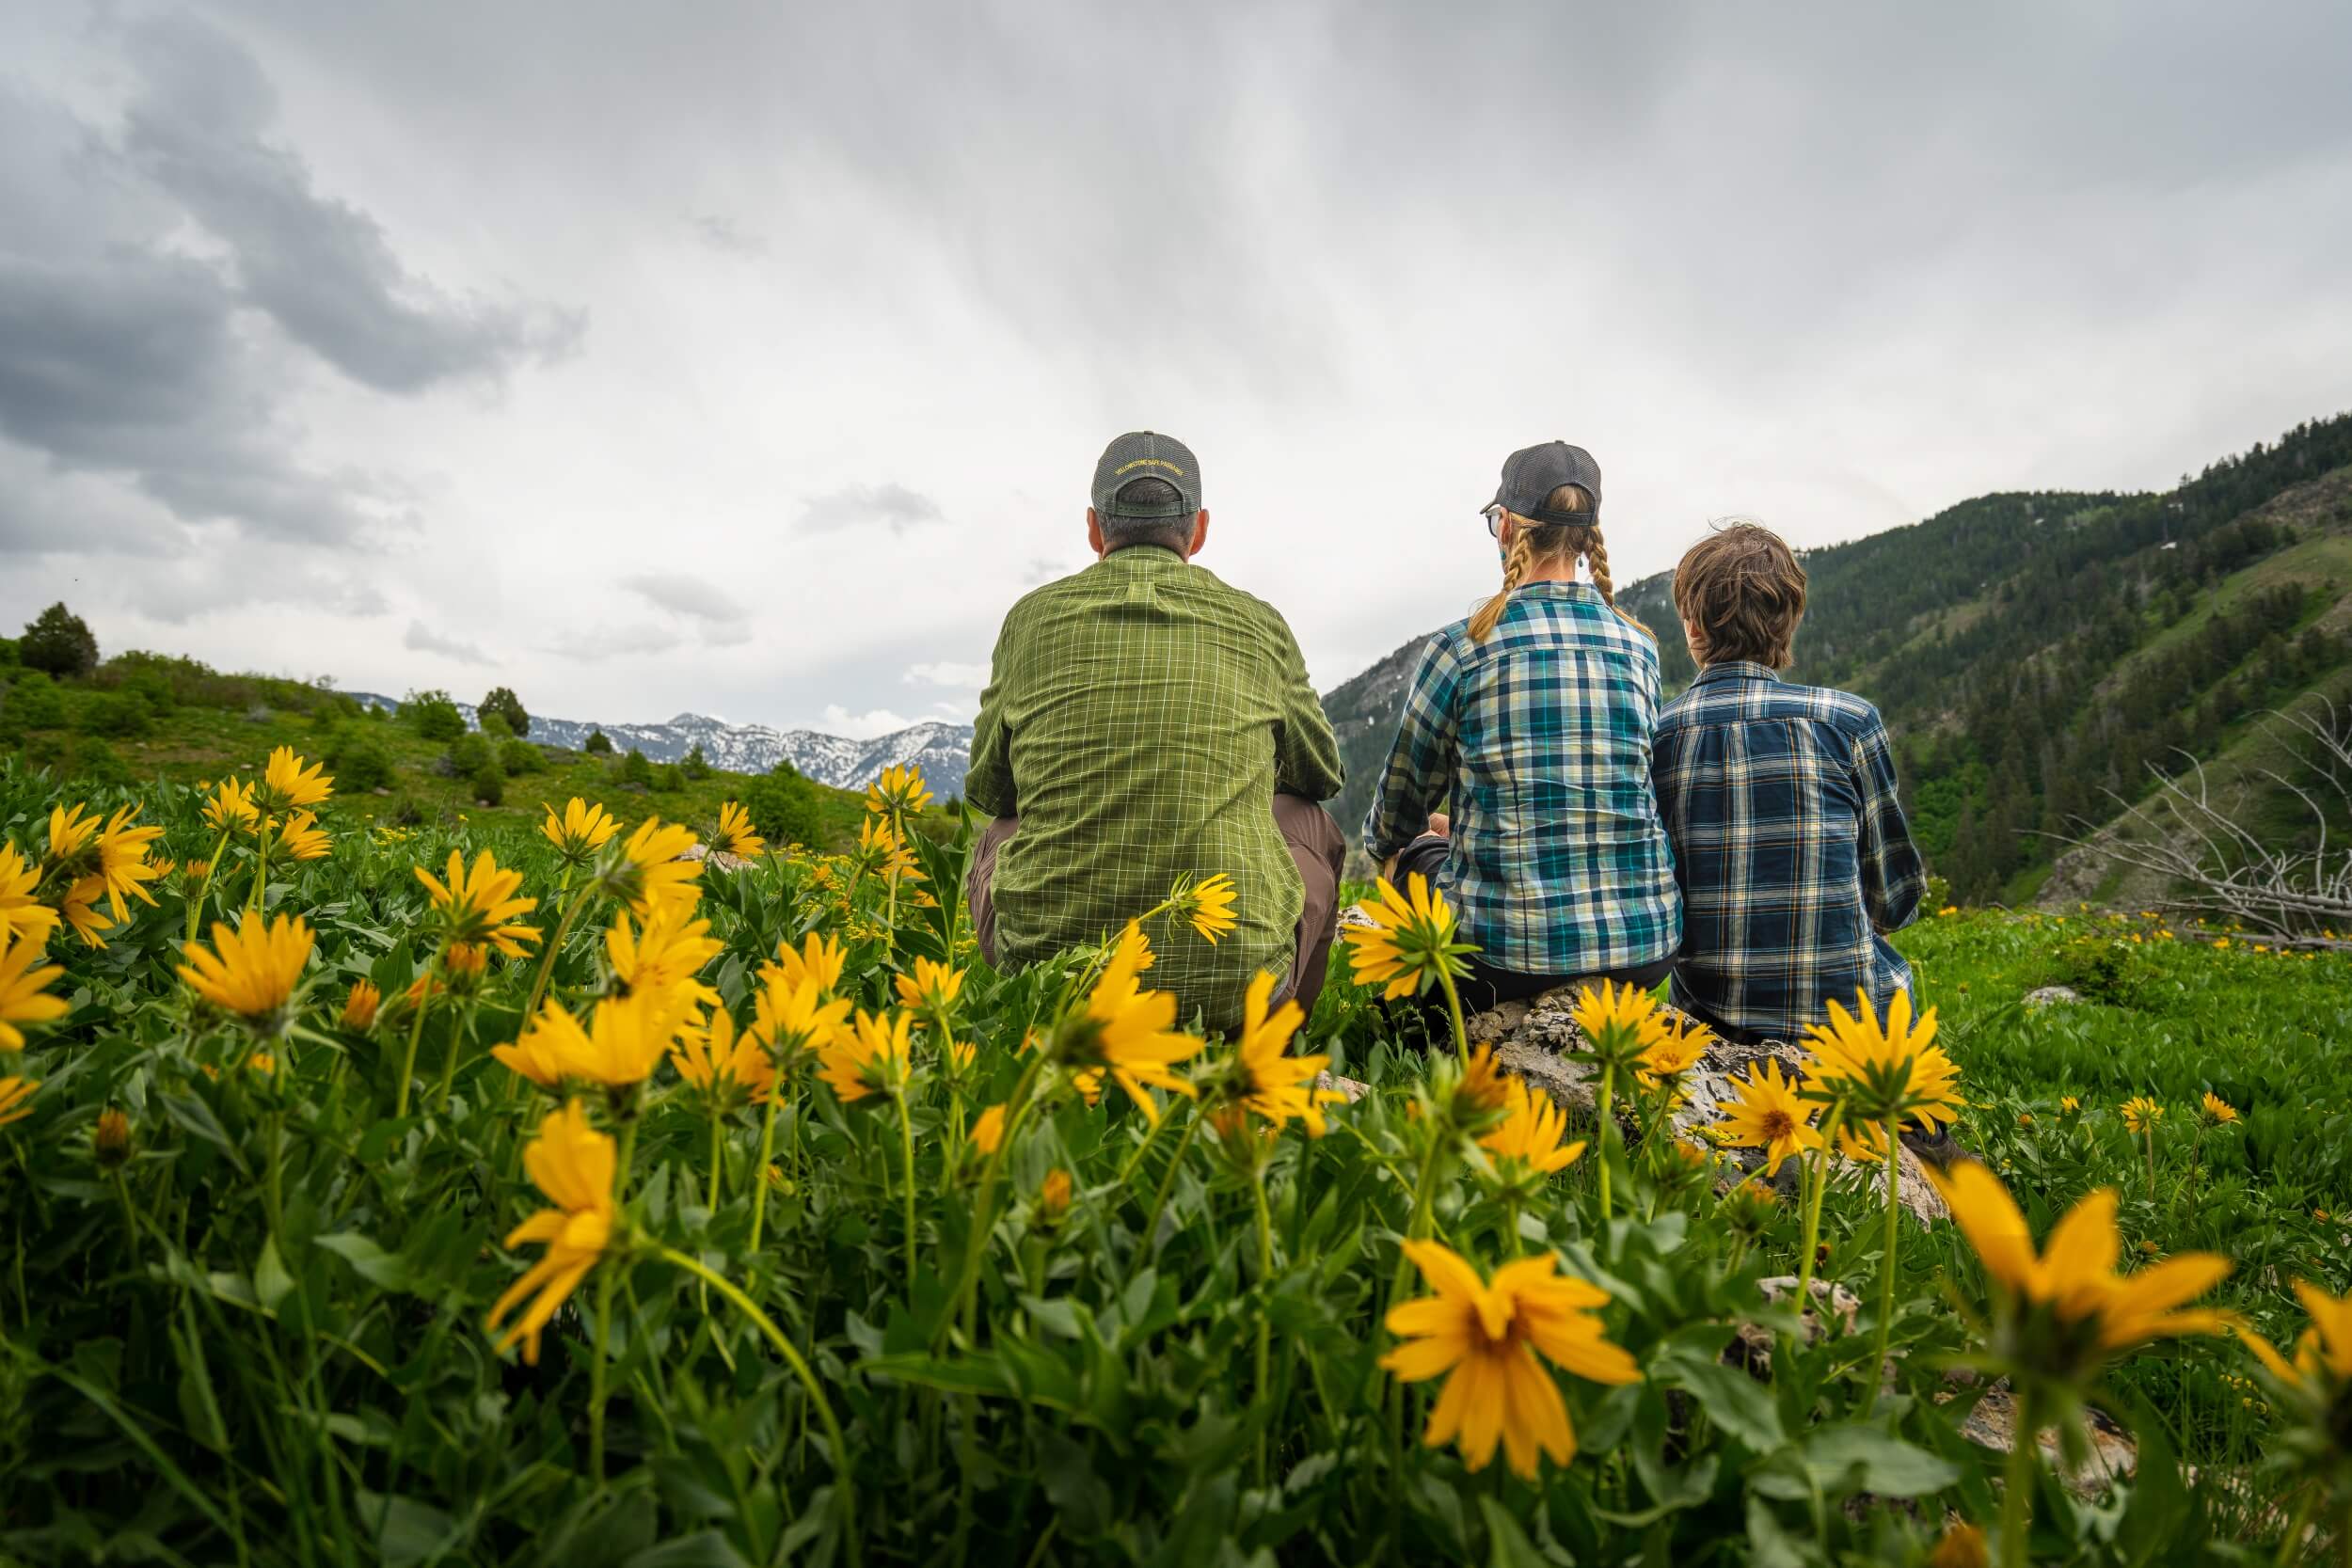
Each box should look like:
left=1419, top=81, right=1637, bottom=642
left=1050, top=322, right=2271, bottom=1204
left=963, top=432, right=1347, bottom=1035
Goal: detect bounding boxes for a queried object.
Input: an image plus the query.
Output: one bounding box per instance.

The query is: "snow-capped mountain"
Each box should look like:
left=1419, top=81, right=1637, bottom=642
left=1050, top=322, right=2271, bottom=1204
left=349, top=694, right=972, bottom=798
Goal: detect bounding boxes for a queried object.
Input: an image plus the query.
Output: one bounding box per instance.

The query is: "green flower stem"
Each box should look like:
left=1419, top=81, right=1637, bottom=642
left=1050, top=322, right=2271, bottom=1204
left=893, top=1089, right=919, bottom=1296
left=265, top=1110, right=286, bottom=1243
left=1435, top=965, right=1471, bottom=1066
left=391, top=982, right=432, bottom=1120
left=749, top=1085, right=785, bottom=1254
left=186, top=828, right=235, bottom=945
left=1596, top=1063, right=1617, bottom=1219
left=246, top=831, right=269, bottom=912
left=432, top=998, right=472, bottom=1112
left=2144, top=1126, right=2158, bottom=1201
left=1999, top=1386, right=2037, bottom=1568
left=2272, top=1487, right=2319, bottom=1568
left=1115, top=1106, right=1172, bottom=1187
left=939, top=1051, right=1048, bottom=1347
left=706, top=1102, right=724, bottom=1214
left=1795, top=1101, right=1847, bottom=1310
left=1866, top=1116, right=1900, bottom=1411
left=522, top=887, right=592, bottom=1025
left=588, top=1117, right=639, bottom=1483
left=1250, top=1169, right=1276, bottom=1489
left=113, top=1170, right=144, bottom=1270
left=1127, top=1105, right=1201, bottom=1287
left=657, top=1245, right=861, bottom=1566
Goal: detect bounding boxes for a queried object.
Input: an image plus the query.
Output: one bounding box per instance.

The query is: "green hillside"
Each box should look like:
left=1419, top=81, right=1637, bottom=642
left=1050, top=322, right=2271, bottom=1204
left=0, top=647, right=876, bottom=851
left=1326, top=412, right=2352, bottom=904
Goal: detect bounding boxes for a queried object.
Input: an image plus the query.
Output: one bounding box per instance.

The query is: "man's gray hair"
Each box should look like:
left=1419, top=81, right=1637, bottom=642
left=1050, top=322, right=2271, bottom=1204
left=1099, top=476, right=1196, bottom=555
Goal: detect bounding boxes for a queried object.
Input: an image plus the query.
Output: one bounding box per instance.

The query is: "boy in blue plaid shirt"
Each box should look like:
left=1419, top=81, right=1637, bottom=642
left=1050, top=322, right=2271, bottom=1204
left=1650, top=522, right=1927, bottom=1043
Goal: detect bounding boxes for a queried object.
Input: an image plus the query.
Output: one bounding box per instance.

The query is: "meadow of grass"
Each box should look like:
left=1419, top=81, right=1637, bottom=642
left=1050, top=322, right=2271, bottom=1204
left=0, top=653, right=878, bottom=850
left=4, top=744, right=2351, bottom=1565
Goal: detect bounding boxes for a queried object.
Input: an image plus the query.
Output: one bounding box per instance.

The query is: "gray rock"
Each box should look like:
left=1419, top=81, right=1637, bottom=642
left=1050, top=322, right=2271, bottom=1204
left=2023, top=985, right=2082, bottom=1008
left=1956, top=1385, right=2137, bottom=1497
left=1468, top=983, right=1951, bottom=1226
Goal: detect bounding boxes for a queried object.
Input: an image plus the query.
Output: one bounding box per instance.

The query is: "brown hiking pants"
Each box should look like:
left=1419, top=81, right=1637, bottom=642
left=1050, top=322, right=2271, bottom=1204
left=965, top=793, right=1349, bottom=1020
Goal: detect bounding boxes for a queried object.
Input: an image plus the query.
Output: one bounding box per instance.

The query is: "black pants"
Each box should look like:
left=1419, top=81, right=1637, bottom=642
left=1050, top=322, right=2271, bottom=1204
left=1391, top=833, right=1677, bottom=1030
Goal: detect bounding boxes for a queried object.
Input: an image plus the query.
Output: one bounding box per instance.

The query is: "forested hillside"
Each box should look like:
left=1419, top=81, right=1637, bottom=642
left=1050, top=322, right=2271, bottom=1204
left=1324, top=413, right=2352, bottom=902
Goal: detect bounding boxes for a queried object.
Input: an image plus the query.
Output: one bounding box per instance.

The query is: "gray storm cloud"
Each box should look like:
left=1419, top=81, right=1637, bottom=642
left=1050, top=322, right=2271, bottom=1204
left=2, top=0, right=2348, bottom=731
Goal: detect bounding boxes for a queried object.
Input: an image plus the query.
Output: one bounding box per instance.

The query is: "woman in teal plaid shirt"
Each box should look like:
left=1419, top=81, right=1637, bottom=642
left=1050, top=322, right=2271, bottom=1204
left=1363, top=442, right=1683, bottom=1022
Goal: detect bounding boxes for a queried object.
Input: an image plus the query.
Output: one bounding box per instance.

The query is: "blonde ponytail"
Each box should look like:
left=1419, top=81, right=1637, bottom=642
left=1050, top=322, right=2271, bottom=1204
left=1467, top=483, right=1654, bottom=642
left=1468, top=527, right=1537, bottom=642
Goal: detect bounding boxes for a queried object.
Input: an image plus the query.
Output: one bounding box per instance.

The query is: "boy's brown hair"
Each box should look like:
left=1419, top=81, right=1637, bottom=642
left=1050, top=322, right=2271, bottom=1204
left=1672, top=521, right=1808, bottom=669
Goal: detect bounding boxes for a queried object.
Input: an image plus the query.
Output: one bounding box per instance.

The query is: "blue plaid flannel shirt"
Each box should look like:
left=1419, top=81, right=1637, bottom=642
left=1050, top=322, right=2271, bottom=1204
left=1362, top=582, right=1682, bottom=975
left=1650, top=661, right=1927, bottom=1040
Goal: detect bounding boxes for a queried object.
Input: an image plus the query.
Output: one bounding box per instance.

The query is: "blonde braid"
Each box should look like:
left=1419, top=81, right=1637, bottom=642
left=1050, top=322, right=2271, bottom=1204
left=1468, top=527, right=1537, bottom=642
left=1572, top=525, right=1654, bottom=640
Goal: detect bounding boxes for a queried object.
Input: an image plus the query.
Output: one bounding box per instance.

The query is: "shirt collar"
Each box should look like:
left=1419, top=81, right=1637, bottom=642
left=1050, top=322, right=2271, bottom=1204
left=1693, top=660, right=1782, bottom=686
left=1099, top=544, right=1188, bottom=567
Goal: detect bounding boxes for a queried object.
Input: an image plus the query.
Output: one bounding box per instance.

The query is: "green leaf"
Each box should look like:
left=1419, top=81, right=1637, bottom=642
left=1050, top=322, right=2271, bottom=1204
left=1037, top=1428, right=1112, bottom=1541
left=159, top=1092, right=251, bottom=1176
left=1797, top=1424, right=1960, bottom=1498
left=1656, top=1341, right=1784, bottom=1452
left=1479, top=1497, right=1564, bottom=1568
left=317, top=1232, right=420, bottom=1293
left=254, top=1234, right=295, bottom=1312
left=358, top=1491, right=460, bottom=1568
left=624, top=1531, right=754, bottom=1568
left=357, top=1117, right=418, bottom=1164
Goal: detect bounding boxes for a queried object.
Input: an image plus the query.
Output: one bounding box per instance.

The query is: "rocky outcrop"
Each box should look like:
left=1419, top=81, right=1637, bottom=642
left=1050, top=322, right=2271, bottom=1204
left=1464, top=985, right=1952, bottom=1226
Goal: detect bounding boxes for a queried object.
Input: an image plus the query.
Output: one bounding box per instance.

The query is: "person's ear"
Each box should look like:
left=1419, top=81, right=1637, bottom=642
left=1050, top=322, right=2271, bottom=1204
left=1188, top=509, right=1210, bottom=558
left=1087, top=506, right=1106, bottom=559
left=1497, top=514, right=1518, bottom=552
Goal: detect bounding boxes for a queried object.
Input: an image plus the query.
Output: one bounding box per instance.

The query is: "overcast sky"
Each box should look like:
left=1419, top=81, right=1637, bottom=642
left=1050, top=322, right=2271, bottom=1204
left=3, top=1, right=2349, bottom=736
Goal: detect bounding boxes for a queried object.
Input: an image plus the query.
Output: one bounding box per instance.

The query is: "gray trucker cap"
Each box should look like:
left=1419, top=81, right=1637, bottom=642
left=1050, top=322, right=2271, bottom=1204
left=1091, top=431, right=1202, bottom=518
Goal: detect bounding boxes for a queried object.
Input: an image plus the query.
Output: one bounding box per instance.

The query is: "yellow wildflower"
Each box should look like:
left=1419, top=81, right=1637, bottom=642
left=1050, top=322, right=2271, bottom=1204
left=486, top=1101, right=616, bottom=1364
left=414, top=849, right=542, bottom=958
left=1381, top=1240, right=1640, bottom=1478
left=178, top=914, right=314, bottom=1028
left=1712, top=1059, right=1822, bottom=1176
left=541, top=798, right=621, bottom=863
left=714, top=800, right=766, bottom=859
left=258, top=746, right=333, bottom=813
left=1480, top=1079, right=1585, bottom=1176
left=1187, top=872, right=1239, bottom=944
left=0, top=926, right=70, bottom=1052
left=818, top=1006, right=914, bottom=1103
left=1223, top=970, right=1343, bottom=1136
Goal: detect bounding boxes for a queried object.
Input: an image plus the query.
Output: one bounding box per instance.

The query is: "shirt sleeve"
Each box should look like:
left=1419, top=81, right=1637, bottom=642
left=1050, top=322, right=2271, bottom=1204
left=1362, top=635, right=1463, bottom=861
left=964, top=621, right=1019, bottom=818
left=1270, top=615, right=1345, bottom=801
left=1851, top=713, right=1926, bottom=934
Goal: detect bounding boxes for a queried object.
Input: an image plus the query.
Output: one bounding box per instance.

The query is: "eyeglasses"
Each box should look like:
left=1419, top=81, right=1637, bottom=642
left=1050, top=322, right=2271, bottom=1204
left=1481, top=504, right=1505, bottom=538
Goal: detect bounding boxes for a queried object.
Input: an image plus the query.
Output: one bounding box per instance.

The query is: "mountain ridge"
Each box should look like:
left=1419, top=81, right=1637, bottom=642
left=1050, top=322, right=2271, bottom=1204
left=344, top=693, right=972, bottom=799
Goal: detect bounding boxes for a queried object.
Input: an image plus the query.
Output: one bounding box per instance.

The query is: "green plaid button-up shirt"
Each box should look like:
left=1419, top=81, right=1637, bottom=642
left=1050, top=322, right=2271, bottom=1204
left=966, top=546, right=1344, bottom=1032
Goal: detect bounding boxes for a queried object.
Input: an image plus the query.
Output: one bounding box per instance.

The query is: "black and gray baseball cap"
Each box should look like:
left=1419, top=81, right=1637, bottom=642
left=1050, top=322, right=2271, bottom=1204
left=1488, top=441, right=1602, bottom=523
left=1091, top=431, right=1202, bottom=519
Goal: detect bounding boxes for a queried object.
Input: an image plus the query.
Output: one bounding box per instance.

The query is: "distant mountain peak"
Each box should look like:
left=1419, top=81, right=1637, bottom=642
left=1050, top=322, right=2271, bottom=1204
left=345, top=692, right=973, bottom=798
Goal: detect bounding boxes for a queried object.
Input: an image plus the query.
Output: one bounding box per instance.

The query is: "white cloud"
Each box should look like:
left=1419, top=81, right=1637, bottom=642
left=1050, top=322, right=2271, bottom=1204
left=5, top=1, right=2351, bottom=738
left=404, top=619, right=495, bottom=666
left=798, top=483, right=944, bottom=534
left=819, top=704, right=915, bottom=739
left=622, top=572, right=745, bottom=623
left=904, top=660, right=989, bottom=689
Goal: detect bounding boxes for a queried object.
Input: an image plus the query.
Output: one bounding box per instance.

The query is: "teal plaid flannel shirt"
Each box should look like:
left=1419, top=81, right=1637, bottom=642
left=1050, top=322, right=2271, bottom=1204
left=1362, top=582, right=1682, bottom=975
